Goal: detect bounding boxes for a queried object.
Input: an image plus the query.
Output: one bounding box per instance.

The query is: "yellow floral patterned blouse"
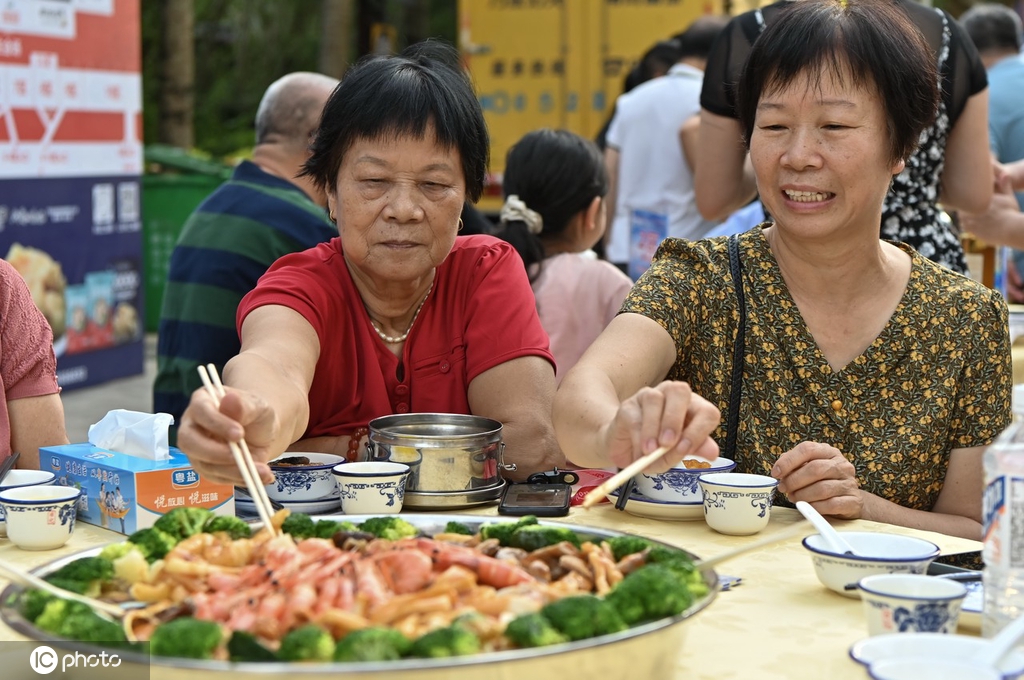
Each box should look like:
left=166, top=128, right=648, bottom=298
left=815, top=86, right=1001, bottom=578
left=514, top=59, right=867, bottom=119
left=621, top=227, right=1011, bottom=511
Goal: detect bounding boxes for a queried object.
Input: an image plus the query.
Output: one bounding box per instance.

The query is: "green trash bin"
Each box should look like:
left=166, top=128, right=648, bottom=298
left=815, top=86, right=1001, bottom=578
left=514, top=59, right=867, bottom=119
left=142, top=145, right=233, bottom=333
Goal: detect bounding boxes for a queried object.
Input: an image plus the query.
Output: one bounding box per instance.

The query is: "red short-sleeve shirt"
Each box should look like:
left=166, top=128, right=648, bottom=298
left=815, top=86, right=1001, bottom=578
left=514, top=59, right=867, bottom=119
left=0, top=260, right=60, bottom=462
left=237, top=235, right=554, bottom=438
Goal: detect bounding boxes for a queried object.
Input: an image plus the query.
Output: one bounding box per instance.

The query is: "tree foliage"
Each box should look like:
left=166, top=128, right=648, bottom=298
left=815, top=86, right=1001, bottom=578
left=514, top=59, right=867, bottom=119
left=143, top=0, right=458, bottom=159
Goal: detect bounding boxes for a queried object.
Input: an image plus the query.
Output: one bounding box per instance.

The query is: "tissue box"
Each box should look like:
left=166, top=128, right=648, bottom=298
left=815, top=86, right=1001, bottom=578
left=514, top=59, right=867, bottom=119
left=42, top=443, right=234, bottom=535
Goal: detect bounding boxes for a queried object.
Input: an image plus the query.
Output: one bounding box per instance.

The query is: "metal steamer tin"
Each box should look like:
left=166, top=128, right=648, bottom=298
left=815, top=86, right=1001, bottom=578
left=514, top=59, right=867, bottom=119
left=365, top=414, right=514, bottom=508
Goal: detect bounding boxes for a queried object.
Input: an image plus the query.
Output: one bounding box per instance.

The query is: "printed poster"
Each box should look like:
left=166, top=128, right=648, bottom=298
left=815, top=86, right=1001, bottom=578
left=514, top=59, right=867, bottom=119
left=0, top=0, right=144, bottom=389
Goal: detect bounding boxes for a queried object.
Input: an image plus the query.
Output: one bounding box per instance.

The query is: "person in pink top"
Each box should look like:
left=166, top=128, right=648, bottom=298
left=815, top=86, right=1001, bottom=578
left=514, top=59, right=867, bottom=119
left=0, top=259, right=69, bottom=470
left=495, top=129, right=633, bottom=383
left=177, top=42, right=564, bottom=484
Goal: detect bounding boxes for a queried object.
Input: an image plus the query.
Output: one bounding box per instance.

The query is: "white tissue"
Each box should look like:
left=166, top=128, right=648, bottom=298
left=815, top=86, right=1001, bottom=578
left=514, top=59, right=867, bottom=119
left=88, top=410, right=174, bottom=461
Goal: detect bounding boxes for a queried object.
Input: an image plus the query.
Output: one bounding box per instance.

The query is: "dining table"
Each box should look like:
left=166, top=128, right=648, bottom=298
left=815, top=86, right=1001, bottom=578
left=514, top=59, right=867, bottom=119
left=0, top=502, right=982, bottom=680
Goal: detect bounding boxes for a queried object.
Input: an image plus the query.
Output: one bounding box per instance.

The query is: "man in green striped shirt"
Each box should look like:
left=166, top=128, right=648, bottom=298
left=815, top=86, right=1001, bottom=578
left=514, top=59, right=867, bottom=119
left=154, top=72, right=339, bottom=441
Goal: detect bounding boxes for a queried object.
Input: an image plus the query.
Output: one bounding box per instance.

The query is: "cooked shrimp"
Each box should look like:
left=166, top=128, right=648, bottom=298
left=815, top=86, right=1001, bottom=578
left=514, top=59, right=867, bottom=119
left=373, top=549, right=434, bottom=595
left=404, top=538, right=534, bottom=588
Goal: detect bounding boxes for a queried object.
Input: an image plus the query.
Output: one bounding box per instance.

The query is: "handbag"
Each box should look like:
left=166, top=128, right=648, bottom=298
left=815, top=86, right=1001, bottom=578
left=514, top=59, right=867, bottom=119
left=725, top=234, right=746, bottom=459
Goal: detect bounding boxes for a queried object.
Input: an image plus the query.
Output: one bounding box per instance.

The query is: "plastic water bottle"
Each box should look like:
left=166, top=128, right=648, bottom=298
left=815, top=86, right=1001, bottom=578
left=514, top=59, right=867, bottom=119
left=982, top=383, right=1024, bottom=637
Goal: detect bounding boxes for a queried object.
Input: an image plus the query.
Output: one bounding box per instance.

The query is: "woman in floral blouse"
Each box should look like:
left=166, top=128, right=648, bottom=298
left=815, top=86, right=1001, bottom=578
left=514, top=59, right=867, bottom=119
left=552, top=0, right=1011, bottom=540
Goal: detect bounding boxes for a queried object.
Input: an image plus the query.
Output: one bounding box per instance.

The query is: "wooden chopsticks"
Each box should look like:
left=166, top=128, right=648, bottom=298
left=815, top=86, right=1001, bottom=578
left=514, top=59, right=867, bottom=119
left=581, top=445, right=671, bottom=509
left=196, top=364, right=277, bottom=536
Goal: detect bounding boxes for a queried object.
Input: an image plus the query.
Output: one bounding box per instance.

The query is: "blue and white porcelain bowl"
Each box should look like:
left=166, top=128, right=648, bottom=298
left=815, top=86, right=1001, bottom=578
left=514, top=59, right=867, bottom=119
left=0, top=485, right=80, bottom=550
left=266, top=452, right=345, bottom=502
left=802, top=531, right=940, bottom=598
left=0, top=469, right=56, bottom=537
left=698, top=472, right=778, bottom=536
left=858, top=574, right=967, bottom=636
left=634, top=456, right=735, bottom=503
left=332, top=461, right=410, bottom=515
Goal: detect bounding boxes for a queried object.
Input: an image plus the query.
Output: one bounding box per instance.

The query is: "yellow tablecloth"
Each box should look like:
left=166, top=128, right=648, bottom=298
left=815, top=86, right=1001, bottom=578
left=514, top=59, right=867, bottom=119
left=0, top=506, right=980, bottom=680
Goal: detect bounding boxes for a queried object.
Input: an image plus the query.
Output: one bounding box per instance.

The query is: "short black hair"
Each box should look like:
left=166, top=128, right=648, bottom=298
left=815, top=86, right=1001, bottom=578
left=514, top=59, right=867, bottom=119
left=674, top=15, right=729, bottom=61
left=498, top=129, right=607, bottom=275
left=960, top=3, right=1023, bottom=53
left=301, top=40, right=489, bottom=202
left=736, top=0, right=937, bottom=166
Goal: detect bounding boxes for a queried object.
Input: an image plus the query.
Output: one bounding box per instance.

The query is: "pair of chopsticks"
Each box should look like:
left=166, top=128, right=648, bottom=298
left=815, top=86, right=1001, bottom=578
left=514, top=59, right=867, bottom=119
left=581, top=445, right=670, bottom=509
left=0, top=451, right=20, bottom=485
left=196, top=364, right=277, bottom=536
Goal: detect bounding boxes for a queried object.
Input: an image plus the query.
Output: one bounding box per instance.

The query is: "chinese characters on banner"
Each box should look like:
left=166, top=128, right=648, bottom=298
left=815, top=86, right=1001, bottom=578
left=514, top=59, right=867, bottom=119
left=0, top=0, right=143, bottom=390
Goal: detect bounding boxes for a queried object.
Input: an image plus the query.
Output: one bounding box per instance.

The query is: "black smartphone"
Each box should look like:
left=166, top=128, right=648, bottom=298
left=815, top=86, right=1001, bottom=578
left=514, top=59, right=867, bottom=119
left=498, top=482, right=571, bottom=517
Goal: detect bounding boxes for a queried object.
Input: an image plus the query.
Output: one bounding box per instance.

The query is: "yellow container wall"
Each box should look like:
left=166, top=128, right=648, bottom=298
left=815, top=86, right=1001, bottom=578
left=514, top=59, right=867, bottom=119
left=460, top=0, right=724, bottom=214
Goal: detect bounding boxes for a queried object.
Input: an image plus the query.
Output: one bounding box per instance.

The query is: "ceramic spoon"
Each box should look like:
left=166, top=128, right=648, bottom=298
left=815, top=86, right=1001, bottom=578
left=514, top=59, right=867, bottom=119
left=795, top=500, right=858, bottom=556
left=973, top=612, right=1024, bottom=668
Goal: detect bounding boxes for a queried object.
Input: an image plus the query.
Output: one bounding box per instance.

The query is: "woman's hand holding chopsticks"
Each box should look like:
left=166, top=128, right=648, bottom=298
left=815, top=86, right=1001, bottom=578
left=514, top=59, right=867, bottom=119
left=177, top=374, right=279, bottom=488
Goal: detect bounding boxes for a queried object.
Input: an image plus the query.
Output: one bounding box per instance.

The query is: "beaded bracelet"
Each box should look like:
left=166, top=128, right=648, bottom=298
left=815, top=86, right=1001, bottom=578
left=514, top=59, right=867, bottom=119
left=347, top=426, right=369, bottom=462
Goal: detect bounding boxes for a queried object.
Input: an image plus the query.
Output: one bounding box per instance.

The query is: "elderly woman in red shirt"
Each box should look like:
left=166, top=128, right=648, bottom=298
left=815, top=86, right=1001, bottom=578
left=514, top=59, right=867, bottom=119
left=177, top=43, right=563, bottom=484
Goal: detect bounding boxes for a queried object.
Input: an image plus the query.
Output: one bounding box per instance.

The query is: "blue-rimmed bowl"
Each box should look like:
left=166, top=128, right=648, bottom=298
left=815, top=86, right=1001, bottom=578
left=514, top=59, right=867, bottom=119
left=0, top=469, right=56, bottom=537
left=634, top=456, right=735, bottom=503
left=858, top=574, right=966, bottom=635
left=332, top=461, right=409, bottom=515
left=0, top=485, right=80, bottom=550
left=266, top=452, right=345, bottom=502
left=802, top=531, right=940, bottom=598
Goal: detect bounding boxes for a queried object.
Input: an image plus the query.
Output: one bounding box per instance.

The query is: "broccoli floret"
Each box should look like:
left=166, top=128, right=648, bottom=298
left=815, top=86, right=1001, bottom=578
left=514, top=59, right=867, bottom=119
left=278, top=624, right=335, bottom=662
left=281, top=512, right=317, bottom=540
left=443, top=521, right=474, bottom=536
left=35, top=599, right=128, bottom=644
left=605, top=564, right=696, bottom=625
left=479, top=515, right=538, bottom=546
left=203, top=515, right=252, bottom=540
left=313, top=519, right=356, bottom=540
left=227, top=631, right=278, bottom=662
left=407, top=625, right=481, bottom=658
left=127, top=527, right=178, bottom=562
left=44, top=556, right=114, bottom=597
left=19, top=590, right=55, bottom=623
left=358, top=517, right=418, bottom=541
left=539, top=595, right=627, bottom=641
left=149, top=617, right=223, bottom=659
left=510, top=525, right=582, bottom=552
left=646, top=545, right=696, bottom=571
left=504, top=612, right=569, bottom=648
left=152, top=507, right=214, bottom=541
left=605, top=535, right=653, bottom=561
left=98, top=541, right=138, bottom=562
left=333, top=627, right=411, bottom=662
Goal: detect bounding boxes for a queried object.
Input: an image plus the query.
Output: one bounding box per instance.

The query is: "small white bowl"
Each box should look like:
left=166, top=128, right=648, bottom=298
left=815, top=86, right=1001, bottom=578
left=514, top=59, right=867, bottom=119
left=266, top=452, right=345, bottom=502
left=868, top=657, right=1001, bottom=680
left=0, top=469, right=56, bottom=537
left=332, top=461, right=409, bottom=515
left=634, top=456, right=736, bottom=502
left=698, top=472, right=778, bottom=535
left=858, top=574, right=967, bottom=636
left=0, top=485, right=81, bottom=550
left=802, top=531, right=940, bottom=598
left=850, top=633, right=1024, bottom=678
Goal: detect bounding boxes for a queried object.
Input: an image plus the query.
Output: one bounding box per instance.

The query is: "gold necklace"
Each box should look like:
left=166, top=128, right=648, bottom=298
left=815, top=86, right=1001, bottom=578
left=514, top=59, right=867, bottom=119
left=369, top=282, right=433, bottom=344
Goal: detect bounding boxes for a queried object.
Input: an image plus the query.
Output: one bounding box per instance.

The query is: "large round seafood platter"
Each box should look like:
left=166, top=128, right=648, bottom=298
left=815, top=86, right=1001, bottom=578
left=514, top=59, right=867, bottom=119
left=0, top=510, right=719, bottom=680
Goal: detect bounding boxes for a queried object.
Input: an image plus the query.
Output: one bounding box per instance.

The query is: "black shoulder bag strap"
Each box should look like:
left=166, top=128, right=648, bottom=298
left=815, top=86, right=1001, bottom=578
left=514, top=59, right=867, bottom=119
left=725, top=234, right=746, bottom=460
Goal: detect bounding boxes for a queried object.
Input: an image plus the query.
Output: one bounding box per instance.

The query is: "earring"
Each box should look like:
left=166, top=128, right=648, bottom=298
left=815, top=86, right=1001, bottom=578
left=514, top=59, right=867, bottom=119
left=329, top=210, right=336, bottom=222
left=457, top=217, right=464, bottom=232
